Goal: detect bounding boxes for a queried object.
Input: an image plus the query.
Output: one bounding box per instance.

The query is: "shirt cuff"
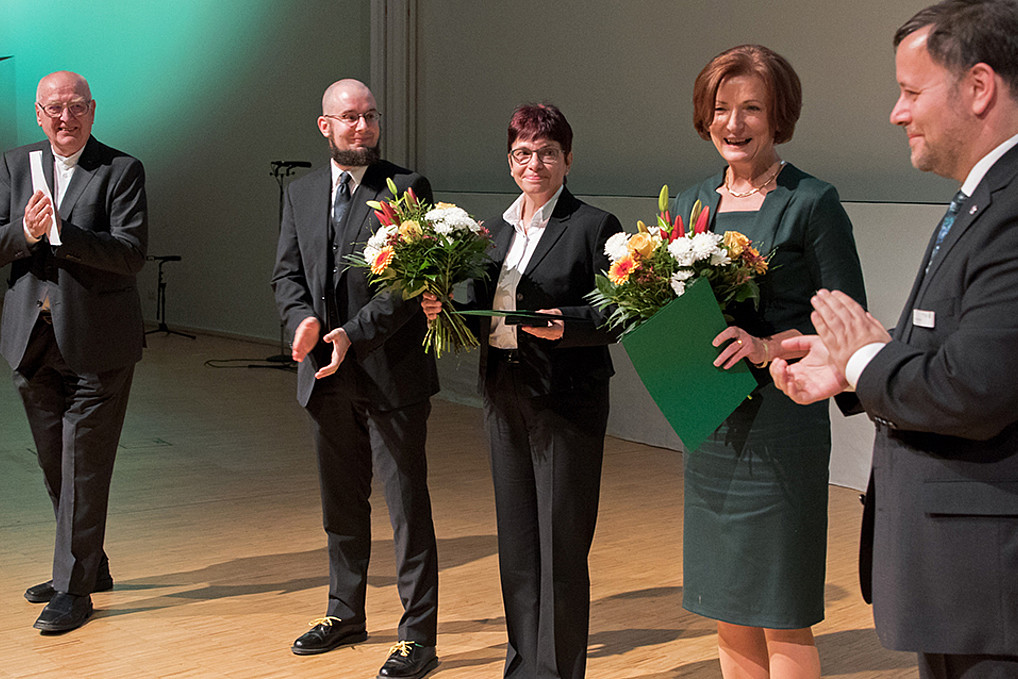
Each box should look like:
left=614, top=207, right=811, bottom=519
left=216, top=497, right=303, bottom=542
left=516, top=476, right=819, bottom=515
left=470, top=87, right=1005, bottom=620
left=845, top=342, right=887, bottom=389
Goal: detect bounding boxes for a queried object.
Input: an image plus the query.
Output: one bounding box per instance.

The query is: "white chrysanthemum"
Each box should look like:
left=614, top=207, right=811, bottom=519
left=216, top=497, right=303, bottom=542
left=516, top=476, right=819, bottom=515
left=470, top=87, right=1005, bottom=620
left=673, top=268, right=694, bottom=282
left=667, top=237, right=696, bottom=267
left=367, top=224, right=397, bottom=250
left=363, top=244, right=380, bottom=262
left=426, top=205, right=480, bottom=235
left=691, top=232, right=722, bottom=261
left=710, top=250, right=732, bottom=266
left=669, top=275, right=686, bottom=297
left=604, top=231, right=630, bottom=261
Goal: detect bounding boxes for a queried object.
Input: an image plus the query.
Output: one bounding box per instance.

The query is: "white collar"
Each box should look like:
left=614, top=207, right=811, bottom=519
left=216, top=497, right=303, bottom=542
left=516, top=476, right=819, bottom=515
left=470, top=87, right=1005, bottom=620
left=961, top=132, right=1018, bottom=196
left=331, top=161, right=368, bottom=191
left=503, top=185, right=564, bottom=228
left=53, top=144, right=86, bottom=169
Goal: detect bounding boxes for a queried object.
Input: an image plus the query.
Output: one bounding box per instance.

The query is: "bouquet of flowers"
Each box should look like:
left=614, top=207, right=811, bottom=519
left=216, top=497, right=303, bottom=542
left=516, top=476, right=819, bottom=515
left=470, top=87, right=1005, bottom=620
left=348, top=178, right=491, bottom=357
left=587, top=185, right=770, bottom=336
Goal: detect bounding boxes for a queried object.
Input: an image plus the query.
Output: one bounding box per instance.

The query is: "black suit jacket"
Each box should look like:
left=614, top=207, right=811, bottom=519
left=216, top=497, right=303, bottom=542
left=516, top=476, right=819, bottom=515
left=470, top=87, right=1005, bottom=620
left=854, top=144, right=1018, bottom=655
left=272, top=159, right=439, bottom=408
left=474, top=188, right=622, bottom=396
left=0, top=136, right=147, bottom=374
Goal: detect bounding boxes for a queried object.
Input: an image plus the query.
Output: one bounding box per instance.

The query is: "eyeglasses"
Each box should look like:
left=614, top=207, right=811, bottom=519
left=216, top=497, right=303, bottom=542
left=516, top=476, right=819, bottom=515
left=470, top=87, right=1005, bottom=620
left=37, top=100, right=92, bottom=119
left=323, top=111, right=382, bottom=126
left=510, top=147, right=563, bottom=165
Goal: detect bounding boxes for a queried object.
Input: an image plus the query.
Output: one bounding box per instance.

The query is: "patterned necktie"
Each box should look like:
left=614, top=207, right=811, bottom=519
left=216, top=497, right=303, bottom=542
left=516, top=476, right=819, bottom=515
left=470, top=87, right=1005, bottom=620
left=333, top=171, right=351, bottom=228
left=326, top=172, right=351, bottom=326
left=925, top=190, right=967, bottom=274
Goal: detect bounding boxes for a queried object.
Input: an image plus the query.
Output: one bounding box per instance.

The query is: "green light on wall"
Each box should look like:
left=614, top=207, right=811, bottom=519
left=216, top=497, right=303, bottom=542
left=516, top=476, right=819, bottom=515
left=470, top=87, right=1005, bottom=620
left=1, top=0, right=278, bottom=149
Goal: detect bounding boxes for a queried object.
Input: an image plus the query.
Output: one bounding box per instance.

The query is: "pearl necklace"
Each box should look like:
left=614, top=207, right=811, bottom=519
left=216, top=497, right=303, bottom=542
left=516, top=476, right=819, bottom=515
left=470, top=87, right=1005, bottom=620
left=725, top=160, right=786, bottom=198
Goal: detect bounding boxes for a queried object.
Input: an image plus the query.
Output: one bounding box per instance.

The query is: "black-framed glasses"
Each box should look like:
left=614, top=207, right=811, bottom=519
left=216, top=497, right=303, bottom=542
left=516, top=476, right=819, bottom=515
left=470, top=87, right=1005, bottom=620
left=37, top=100, right=92, bottom=119
left=323, top=111, right=382, bottom=126
left=510, top=147, right=563, bottom=165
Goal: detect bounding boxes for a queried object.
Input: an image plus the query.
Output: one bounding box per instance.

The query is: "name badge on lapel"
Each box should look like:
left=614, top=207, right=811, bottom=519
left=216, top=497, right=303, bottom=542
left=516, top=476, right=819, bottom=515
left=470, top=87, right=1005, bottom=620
left=912, top=309, right=935, bottom=328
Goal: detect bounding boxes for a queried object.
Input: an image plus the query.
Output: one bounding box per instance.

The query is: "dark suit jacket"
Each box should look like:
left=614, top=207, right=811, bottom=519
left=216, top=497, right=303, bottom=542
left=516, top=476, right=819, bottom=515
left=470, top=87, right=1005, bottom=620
left=854, top=144, right=1018, bottom=655
left=0, top=136, right=147, bottom=374
left=474, top=188, right=622, bottom=396
left=271, top=159, right=439, bottom=408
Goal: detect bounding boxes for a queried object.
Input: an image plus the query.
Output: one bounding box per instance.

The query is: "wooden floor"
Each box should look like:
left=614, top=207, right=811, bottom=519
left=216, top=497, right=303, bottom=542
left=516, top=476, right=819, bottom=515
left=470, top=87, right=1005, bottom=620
left=0, top=332, right=919, bottom=678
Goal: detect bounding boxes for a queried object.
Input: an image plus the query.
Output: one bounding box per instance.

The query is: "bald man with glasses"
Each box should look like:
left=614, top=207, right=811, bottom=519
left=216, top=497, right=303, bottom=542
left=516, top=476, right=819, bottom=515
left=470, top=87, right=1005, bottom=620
left=0, top=70, right=148, bottom=633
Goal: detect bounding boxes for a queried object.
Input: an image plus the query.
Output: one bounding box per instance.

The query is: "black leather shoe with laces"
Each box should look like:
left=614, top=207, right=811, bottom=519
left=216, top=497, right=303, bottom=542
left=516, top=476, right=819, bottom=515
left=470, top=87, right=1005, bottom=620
left=377, top=641, right=438, bottom=679
left=291, top=616, right=367, bottom=655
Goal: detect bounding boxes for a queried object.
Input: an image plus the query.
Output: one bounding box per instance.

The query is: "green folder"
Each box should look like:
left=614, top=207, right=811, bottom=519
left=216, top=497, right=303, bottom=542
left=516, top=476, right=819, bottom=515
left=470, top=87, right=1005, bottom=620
left=620, top=277, right=757, bottom=453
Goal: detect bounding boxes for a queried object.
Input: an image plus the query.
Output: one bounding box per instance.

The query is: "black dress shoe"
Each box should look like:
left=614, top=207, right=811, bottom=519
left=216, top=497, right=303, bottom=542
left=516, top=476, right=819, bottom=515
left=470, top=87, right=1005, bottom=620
left=25, top=573, right=114, bottom=604
left=33, top=592, right=93, bottom=633
left=291, top=616, right=367, bottom=655
left=377, top=641, right=438, bottom=679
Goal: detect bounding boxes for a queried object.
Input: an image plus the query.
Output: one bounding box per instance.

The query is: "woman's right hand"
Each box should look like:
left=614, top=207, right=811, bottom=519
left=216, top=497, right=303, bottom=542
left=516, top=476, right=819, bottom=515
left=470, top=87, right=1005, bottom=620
left=712, top=326, right=767, bottom=370
left=421, top=292, right=443, bottom=322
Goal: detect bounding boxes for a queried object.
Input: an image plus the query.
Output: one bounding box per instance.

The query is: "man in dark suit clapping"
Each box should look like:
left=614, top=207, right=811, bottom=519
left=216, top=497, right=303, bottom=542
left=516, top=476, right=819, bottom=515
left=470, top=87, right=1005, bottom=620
left=0, top=70, right=147, bottom=633
left=271, top=79, right=439, bottom=679
left=771, top=2, right=1018, bottom=676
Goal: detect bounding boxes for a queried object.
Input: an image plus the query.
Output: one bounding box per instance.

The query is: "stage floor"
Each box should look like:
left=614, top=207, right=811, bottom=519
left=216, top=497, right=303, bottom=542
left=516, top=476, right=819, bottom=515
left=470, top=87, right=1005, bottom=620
left=0, top=332, right=917, bottom=678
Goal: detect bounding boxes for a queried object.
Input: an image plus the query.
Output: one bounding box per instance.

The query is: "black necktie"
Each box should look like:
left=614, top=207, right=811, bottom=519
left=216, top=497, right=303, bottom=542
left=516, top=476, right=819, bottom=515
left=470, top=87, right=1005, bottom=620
left=333, top=171, right=351, bottom=229
left=925, top=190, right=966, bottom=273
left=327, top=172, right=351, bottom=327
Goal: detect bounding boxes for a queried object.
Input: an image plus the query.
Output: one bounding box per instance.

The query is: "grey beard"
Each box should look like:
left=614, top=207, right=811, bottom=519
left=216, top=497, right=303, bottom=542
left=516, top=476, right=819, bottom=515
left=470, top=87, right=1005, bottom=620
left=329, top=142, right=380, bottom=167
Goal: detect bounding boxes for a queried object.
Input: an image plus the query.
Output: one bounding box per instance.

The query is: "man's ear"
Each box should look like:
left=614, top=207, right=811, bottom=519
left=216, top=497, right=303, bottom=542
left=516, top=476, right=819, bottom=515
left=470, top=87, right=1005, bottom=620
left=967, top=62, right=998, bottom=117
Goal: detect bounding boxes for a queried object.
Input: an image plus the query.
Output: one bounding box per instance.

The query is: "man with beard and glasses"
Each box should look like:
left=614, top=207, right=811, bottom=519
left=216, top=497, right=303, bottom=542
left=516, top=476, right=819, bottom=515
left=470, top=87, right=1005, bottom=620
left=272, top=78, right=439, bottom=679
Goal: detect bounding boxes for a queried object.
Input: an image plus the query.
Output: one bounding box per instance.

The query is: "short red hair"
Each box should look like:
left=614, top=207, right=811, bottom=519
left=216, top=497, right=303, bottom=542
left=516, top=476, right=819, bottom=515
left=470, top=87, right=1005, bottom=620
left=692, top=44, right=802, bottom=145
left=507, top=103, right=573, bottom=154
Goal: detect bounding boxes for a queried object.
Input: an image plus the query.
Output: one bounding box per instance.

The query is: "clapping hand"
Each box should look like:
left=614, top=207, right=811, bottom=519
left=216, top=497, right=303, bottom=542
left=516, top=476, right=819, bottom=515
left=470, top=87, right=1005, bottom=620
left=770, top=335, right=848, bottom=404
left=811, top=289, right=890, bottom=375
left=23, top=190, right=60, bottom=241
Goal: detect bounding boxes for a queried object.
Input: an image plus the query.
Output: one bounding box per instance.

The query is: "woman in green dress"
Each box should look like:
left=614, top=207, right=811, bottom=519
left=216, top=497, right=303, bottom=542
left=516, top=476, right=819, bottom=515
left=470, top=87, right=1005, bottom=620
left=671, top=45, right=866, bottom=678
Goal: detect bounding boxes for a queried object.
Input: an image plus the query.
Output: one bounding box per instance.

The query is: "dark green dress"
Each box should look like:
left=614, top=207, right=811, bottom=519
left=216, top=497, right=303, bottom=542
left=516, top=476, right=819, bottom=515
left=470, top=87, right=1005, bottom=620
left=671, top=164, right=866, bottom=628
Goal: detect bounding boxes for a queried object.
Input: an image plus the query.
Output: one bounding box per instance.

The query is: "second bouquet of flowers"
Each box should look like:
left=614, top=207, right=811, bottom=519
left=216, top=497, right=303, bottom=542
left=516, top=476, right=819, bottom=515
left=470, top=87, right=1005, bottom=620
left=348, top=178, right=491, bottom=357
left=587, top=185, right=770, bottom=335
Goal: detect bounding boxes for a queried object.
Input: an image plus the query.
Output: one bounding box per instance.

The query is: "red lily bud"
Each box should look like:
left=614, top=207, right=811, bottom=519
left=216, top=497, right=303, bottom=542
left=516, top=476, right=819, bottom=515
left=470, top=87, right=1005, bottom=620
left=380, top=201, right=398, bottom=225
left=374, top=209, right=393, bottom=226
left=694, top=205, right=710, bottom=234
left=406, top=187, right=418, bottom=207
left=672, top=215, right=685, bottom=241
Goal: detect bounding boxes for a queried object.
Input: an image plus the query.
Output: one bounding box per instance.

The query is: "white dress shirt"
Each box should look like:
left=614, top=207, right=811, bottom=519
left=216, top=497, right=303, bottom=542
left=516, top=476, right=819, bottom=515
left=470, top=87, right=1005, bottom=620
left=489, top=186, right=564, bottom=350
left=845, top=132, right=1018, bottom=388
left=331, top=161, right=367, bottom=203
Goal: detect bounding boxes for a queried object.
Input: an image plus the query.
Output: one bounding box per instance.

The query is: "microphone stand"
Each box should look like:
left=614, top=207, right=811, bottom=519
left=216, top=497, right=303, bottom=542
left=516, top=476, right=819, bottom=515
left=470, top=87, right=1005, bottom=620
left=263, top=161, right=311, bottom=368
left=145, top=255, right=195, bottom=339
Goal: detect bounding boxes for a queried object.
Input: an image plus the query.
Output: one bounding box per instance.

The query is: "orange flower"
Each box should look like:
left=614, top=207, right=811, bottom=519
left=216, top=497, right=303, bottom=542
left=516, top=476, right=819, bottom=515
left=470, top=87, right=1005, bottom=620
left=743, top=246, right=768, bottom=274
left=627, top=232, right=659, bottom=259
left=398, top=219, right=423, bottom=240
left=371, top=246, right=395, bottom=274
left=723, top=231, right=750, bottom=258
left=609, top=255, right=637, bottom=284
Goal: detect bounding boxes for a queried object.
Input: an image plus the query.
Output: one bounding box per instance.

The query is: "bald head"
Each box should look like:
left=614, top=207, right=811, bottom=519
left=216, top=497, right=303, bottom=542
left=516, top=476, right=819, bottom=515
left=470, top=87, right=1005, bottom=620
left=37, top=70, right=91, bottom=102
left=322, top=78, right=375, bottom=114
left=317, top=78, right=381, bottom=168
left=35, top=70, right=95, bottom=156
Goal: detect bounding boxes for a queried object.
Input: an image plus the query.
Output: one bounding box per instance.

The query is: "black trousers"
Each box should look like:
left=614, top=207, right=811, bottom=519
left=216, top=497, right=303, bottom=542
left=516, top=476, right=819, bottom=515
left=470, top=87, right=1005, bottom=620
left=304, top=370, right=438, bottom=644
left=484, top=360, right=609, bottom=679
left=13, top=316, right=134, bottom=595
left=918, top=652, right=1018, bottom=679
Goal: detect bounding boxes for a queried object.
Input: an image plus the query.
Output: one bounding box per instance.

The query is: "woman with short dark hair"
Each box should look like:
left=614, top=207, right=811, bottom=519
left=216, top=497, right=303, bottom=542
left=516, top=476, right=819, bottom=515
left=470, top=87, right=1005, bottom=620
left=425, top=103, right=621, bottom=678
